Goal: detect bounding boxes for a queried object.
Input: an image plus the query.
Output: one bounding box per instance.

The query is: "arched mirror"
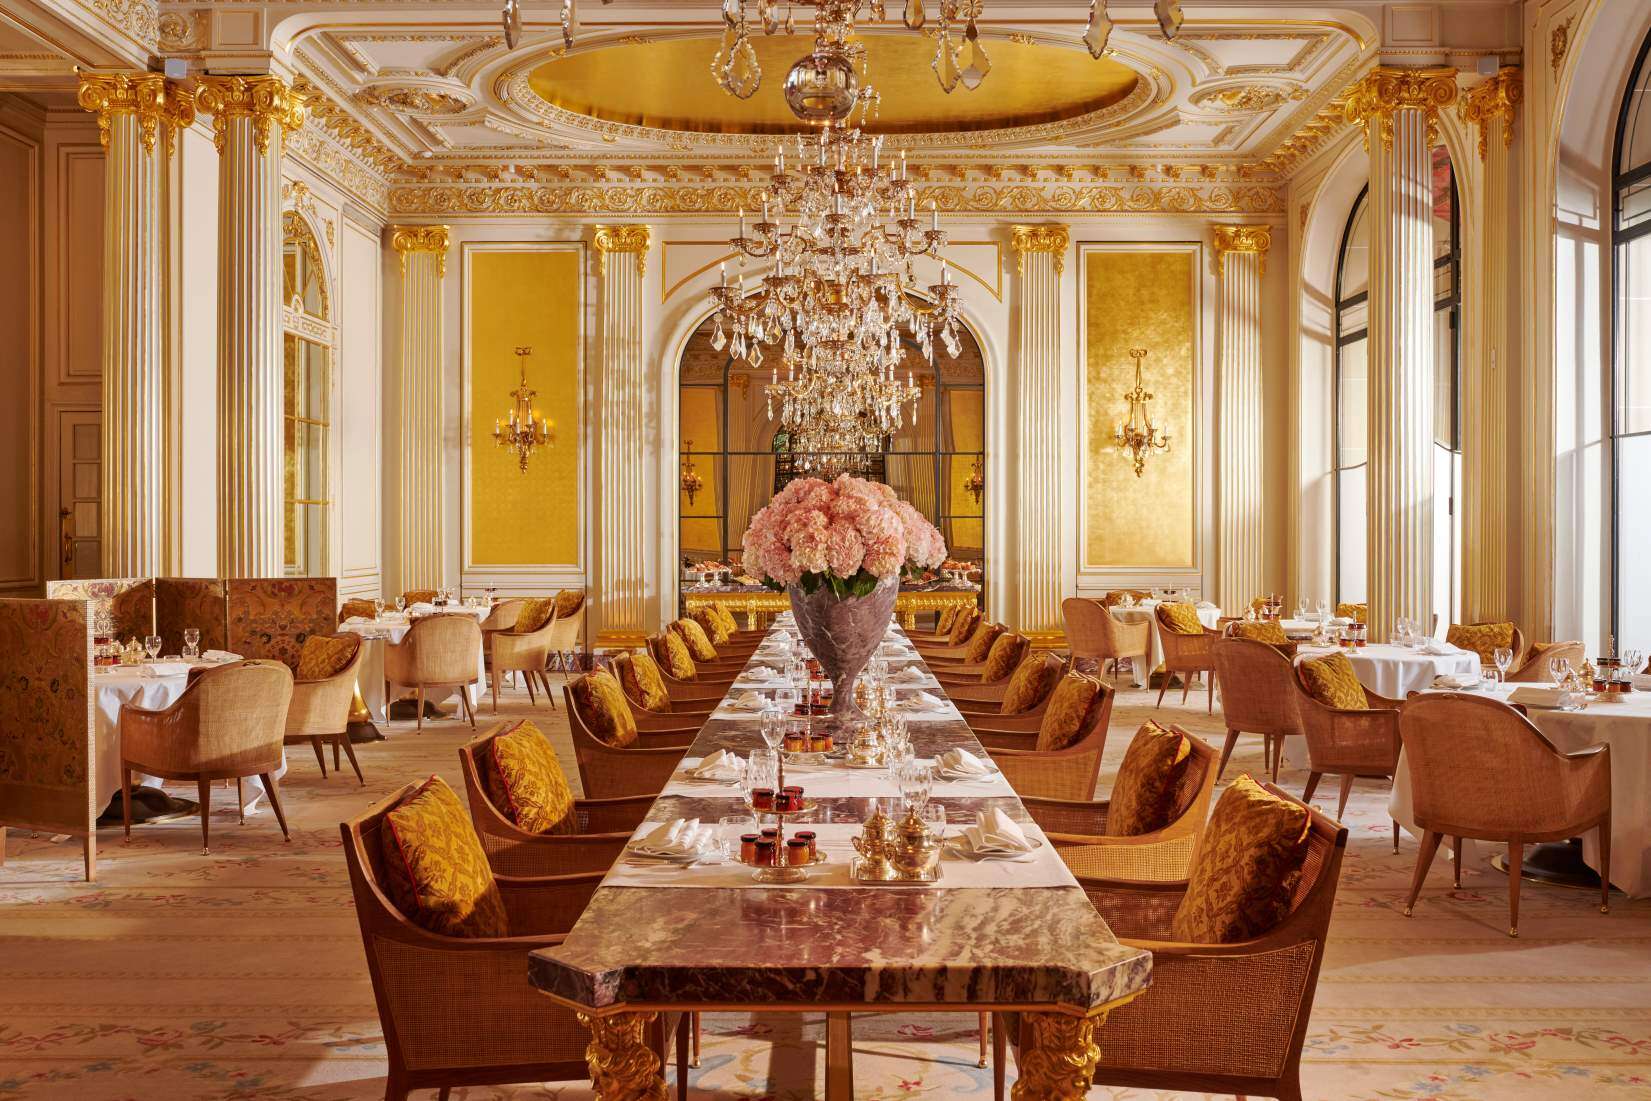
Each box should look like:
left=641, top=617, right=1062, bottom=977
left=282, top=211, right=332, bottom=577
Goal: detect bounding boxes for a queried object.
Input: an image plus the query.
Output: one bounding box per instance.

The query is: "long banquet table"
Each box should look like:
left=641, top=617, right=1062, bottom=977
left=528, top=615, right=1152, bottom=1099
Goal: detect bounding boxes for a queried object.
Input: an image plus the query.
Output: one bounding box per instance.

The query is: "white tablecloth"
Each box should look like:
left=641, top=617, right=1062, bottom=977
left=339, top=615, right=488, bottom=721
left=1389, top=683, right=1651, bottom=898
left=1300, top=642, right=1480, bottom=700
left=1111, top=601, right=1223, bottom=688
left=93, top=662, right=283, bottom=814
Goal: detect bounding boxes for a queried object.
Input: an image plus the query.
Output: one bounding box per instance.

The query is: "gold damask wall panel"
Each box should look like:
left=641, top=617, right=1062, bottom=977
left=1083, top=248, right=1197, bottom=569
left=468, top=248, right=582, bottom=566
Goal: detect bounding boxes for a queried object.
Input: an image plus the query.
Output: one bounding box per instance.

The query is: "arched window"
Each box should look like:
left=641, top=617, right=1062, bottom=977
left=281, top=211, right=331, bottom=576
left=1611, top=32, right=1651, bottom=650
left=1333, top=149, right=1463, bottom=628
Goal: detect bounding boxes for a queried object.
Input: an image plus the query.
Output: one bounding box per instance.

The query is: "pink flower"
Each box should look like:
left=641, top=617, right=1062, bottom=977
left=738, top=475, right=940, bottom=586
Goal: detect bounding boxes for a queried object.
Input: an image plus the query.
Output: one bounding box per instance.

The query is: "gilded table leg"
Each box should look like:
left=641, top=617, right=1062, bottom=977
left=1009, top=1011, right=1105, bottom=1101
left=900, top=610, right=917, bottom=630
left=577, top=1010, right=667, bottom=1101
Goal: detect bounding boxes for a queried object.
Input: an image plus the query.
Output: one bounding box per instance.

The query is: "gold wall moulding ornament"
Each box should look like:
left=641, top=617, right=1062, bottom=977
left=194, top=75, right=307, bottom=157
left=1211, top=224, right=1273, bottom=277
left=1010, top=224, right=1071, bottom=275
left=75, top=70, right=194, bottom=155
left=389, top=225, right=453, bottom=277
left=493, top=346, right=556, bottom=474
left=1459, top=66, right=1523, bottom=161
left=1188, top=84, right=1298, bottom=114
left=1343, top=66, right=1459, bottom=152
left=592, top=224, right=653, bottom=276
left=1115, top=348, right=1170, bottom=478
left=1551, top=16, right=1573, bottom=76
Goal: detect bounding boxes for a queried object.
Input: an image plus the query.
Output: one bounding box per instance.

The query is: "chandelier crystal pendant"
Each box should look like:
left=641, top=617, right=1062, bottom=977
left=493, top=346, right=556, bottom=473
left=1114, top=348, right=1170, bottom=477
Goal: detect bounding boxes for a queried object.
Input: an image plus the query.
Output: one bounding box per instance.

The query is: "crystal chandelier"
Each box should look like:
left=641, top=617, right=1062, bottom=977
left=492, top=346, right=556, bottom=473
left=1114, top=348, right=1170, bottom=477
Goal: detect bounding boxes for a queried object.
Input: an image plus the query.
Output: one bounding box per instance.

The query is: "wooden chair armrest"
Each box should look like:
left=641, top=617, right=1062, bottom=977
left=966, top=713, right=1043, bottom=734
left=1054, top=833, right=1199, bottom=884
left=1020, top=796, right=1111, bottom=835
left=634, top=729, right=697, bottom=749
left=574, top=794, right=654, bottom=832
left=974, top=730, right=1040, bottom=752
left=1070, top=875, right=1190, bottom=940
left=633, top=712, right=704, bottom=733
left=480, top=832, right=629, bottom=879
left=495, top=871, right=605, bottom=936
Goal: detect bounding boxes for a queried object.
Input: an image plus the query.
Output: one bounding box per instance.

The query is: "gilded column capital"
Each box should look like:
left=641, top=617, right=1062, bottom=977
left=1459, top=66, right=1523, bottom=161
left=389, top=225, right=452, bottom=277
left=592, top=224, right=653, bottom=276
left=1343, top=66, right=1459, bottom=151
left=1010, top=224, right=1070, bottom=275
left=75, top=69, right=195, bottom=155
left=1211, top=224, right=1273, bottom=277
left=194, top=75, right=306, bottom=157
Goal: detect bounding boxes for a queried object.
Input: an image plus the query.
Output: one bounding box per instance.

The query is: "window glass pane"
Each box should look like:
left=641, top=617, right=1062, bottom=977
left=1618, top=235, right=1651, bottom=435
left=946, top=517, right=984, bottom=559
left=1434, top=306, right=1459, bottom=449
left=1337, top=336, right=1368, bottom=468
left=680, top=386, right=725, bottom=453
left=1432, top=444, right=1457, bottom=638
left=1618, top=434, right=1651, bottom=651
left=725, top=454, right=774, bottom=557
left=1619, top=45, right=1651, bottom=177
left=1337, top=192, right=1369, bottom=301
left=1337, top=464, right=1367, bottom=604
left=1431, top=148, right=1455, bottom=270
left=1619, top=179, right=1651, bottom=231
left=1337, top=298, right=1367, bottom=337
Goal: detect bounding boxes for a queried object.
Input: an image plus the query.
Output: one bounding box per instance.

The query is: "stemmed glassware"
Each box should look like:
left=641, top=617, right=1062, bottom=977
left=182, top=627, right=200, bottom=659
left=372, top=598, right=385, bottom=619
left=745, top=749, right=778, bottom=807
left=143, top=635, right=162, bottom=661
left=759, top=704, right=786, bottom=753
left=1548, top=655, right=1573, bottom=686
left=394, top=595, right=406, bottom=615
left=1493, top=647, right=1514, bottom=683
left=895, top=760, right=934, bottom=818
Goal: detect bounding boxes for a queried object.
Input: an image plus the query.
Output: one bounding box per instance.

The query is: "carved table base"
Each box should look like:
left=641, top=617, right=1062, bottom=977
left=1010, top=1010, right=1106, bottom=1101
left=577, top=1011, right=667, bottom=1101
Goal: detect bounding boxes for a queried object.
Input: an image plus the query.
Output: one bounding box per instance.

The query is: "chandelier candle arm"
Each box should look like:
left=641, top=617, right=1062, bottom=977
left=494, top=346, right=556, bottom=473
left=1114, top=348, right=1171, bottom=478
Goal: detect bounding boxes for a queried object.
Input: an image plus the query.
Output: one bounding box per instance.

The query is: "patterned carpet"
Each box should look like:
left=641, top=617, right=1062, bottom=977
left=2, top=673, right=1648, bottom=1100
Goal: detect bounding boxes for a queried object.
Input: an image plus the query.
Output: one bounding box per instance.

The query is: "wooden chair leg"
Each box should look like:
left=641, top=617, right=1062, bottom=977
left=197, top=778, right=212, bottom=855
left=546, top=669, right=558, bottom=708
left=261, top=773, right=290, bottom=842
left=676, top=1014, right=690, bottom=1101
left=1181, top=674, right=1191, bottom=705
left=1269, top=734, right=1281, bottom=782
left=236, top=778, right=244, bottom=825
left=491, top=668, right=501, bottom=714
left=1403, top=829, right=1443, bottom=917
left=338, top=734, right=365, bottom=785
left=309, top=736, right=328, bottom=777
left=978, top=1011, right=989, bottom=1068
left=1218, top=729, right=1240, bottom=779
left=122, top=767, right=133, bottom=842
left=524, top=670, right=537, bottom=705
left=1155, top=674, right=1170, bottom=708
left=1506, top=840, right=1523, bottom=937
left=1392, top=818, right=1400, bottom=854
left=1335, top=773, right=1355, bottom=820
left=1599, top=817, right=1612, bottom=914
left=463, top=689, right=477, bottom=730
left=416, top=686, right=425, bottom=732
left=1302, top=771, right=1322, bottom=805
left=1207, top=669, right=1217, bottom=713
left=1452, top=835, right=1463, bottom=887
left=333, top=738, right=341, bottom=773
left=82, top=833, right=95, bottom=882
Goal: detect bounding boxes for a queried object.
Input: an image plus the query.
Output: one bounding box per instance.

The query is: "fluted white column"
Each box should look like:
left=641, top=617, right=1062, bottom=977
left=390, top=227, right=450, bottom=592
left=1348, top=67, right=1458, bottom=640
left=1461, top=68, right=1521, bottom=623
left=77, top=72, right=193, bottom=578
left=196, top=76, right=305, bottom=578
left=1009, top=225, right=1068, bottom=639
left=593, top=226, right=651, bottom=646
left=1212, top=226, right=1272, bottom=613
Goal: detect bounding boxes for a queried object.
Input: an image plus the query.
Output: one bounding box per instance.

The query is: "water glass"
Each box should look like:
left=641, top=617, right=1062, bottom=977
left=1548, top=656, right=1571, bottom=686
left=774, top=685, right=799, bottom=717
left=924, top=802, right=948, bottom=841
left=182, top=627, right=200, bottom=659
left=896, top=761, right=934, bottom=817
left=395, top=596, right=406, bottom=614
left=718, top=814, right=751, bottom=862
left=372, top=598, right=385, bottom=619
left=759, top=705, right=786, bottom=752
left=1493, top=647, right=1513, bottom=682
left=143, top=634, right=162, bottom=660
left=745, top=750, right=778, bottom=805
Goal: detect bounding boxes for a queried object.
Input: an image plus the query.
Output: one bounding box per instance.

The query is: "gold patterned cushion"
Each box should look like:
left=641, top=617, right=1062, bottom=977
left=712, top=604, right=739, bottom=636
left=295, top=634, right=357, bottom=681
left=338, top=598, right=377, bottom=622
left=693, top=607, right=730, bottom=645
left=1103, top=589, right=1150, bottom=607
left=615, top=651, right=671, bottom=712
left=570, top=670, right=638, bottom=748
left=1336, top=602, right=1367, bottom=624
left=1233, top=620, right=1289, bottom=645
left=1299, top=652, right=1368, bottom=710
left=1159, top=602, right=1205, bottom=635
left=966, top=622, right=1006, bottom=663
left=947, top=607, right=981, bottom=646
left=673, top=618, right=719, bottom=662
left=655, top=631, right=696, bottom=679
left=379, top=776, right=510, bottom=939
left=402, top=590, right=437, bottom=606
left=936, top=605, right=960, bottom=634
left=1446, top=621, right=1516, bottom=664
left=1171, top=775, right=1310, bottom=944
left=1002, top=655, right=1061, bottom=715
left=485, top=721, right=578, bottom=836
left=1035, top=673, right=1106, bottom=752
left=981, top=633, right=1029, bottom=683
left=554, top=590, right=586, bottom=618
left=514, top=598, right=556, bottom=634
left=1106, top=721, right=1191, bottom=837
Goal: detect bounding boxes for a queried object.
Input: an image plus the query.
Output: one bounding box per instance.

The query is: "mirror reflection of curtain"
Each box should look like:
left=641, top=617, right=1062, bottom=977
left=888, top=364, right=937, bottom=520
left=726, top=370, right=774, bottom=555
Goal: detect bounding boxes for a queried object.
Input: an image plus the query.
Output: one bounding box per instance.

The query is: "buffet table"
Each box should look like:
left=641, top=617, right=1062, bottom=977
left=528, top=617, right=1151, bottom=1099
left=684, top=584, right=980, bottom=631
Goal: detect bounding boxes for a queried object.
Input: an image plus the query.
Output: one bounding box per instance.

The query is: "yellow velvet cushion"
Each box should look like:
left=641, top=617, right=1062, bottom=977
left=655, top=631, right=696, bottom=679
left=1300, top=652, right=1368, bottom=710
left=554, top=590, right=586, bottom=618
left=1035, top=673, right=1106, bottom=752
left=570, top=670, right=638, bottom=748
left=402, top=589, right=437, bottom=606
left=693, top=607, right=730, bottom=645
left=296, top=634, right=357, bottom=681
left=1336, top=602, right=1367, bottom=624
left=1446, top=621, right=1516, bottom=664
left=338, top=598, right=377, bottom=622
left=1106, top=721, right=1191, bottom=837
left=1159, top=602, right=1205, bottom=635
left=966, top=622, right=1006, bottom=663
left=615, top=651, right=671, bottom=712
left=1002, top=655, right=1060, bottom=715
left=936, top=605, right=960, bottom=634
left=484, top=721, right=578, bottom=836
left=947, top=607, right=981, bottom=646
left=1233, top=620, right=1289, bottom=645
left=1171, top=775, right=1310, bottom=944
left=981, top=633, right=1029, bottom=683
left=379, top=776, right=510, bottom=939
left=712, top=604, right=739, bottom=636
left=514, top=597, right=556, bottom=633
left=673, top=618, right=719, bottom=662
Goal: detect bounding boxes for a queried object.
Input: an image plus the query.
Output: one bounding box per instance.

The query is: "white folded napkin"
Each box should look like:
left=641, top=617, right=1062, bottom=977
left=407, top=602, right=437, bottom=616
left=1634, top=674, right=1651, bottom=692
left=688, top=751, right=746, bottom=781
left=727, top=691, right=769, bottom=712
left=201, top=649, right=241, bottom=663
left=742, top=665, right=785, bottom=681
left=1196, top=601, right=1219, bottom=610
left=140, top=661, right=193, bottom=679
left=634, top=818, right=714, bottom=858
left=1509, top=686, right=1568, bottom=709
left=964, top=808, right=1035, bottom=854
left=899, top=690, right=948, bottom=713
left=889, top=666, right=928, bottom=684
left=1419, top=638, right=1459, bottom=656
left=1432, top=673, right=1479, bottom=690
left=937, top=748, right=992, bottom=776
left=344, top=615, right=371, bottom=625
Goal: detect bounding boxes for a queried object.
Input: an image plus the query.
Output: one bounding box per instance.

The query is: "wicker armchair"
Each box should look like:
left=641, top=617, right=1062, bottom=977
left=1153, top=605, right=1217, bottom=711
left=120, top=660, right=294, bottom=854
left=544, top=600, right=587, bottom=676
left=912, top=617, right=987, bottom=662
left=1000, top=785, right=1346, bottom=1101
left=947, top=652, right=1064, bottom=718
left=1444, top=622, right=1528, bottom=667
left=932, top=632, right=1030, bottom=687
left=385, top=613, right=483, bottom=732
left=563, top=683, right=693, bottom=799
left=1399, top=693, right=1612, bottom=937
left=612, top=652, right=718, bottom=721
left=457, top=725, right=652, bottom=877
left=1064, top=597, right=1150, bottom=684
left=400, top=589, right=438, bottom=607
left=982, top=680, right=1115, bottom=802
left=646, top=634, right=741, bottom=687
left=1210, top=638, right=1303, bottom=781
left=1290, top=657, right=1403, bottom=838
left=1033, top=730, right=1218, bottom=883
left=340, top=783, right=686, bottom=1101
left=490, top=610, right=561, bottom=712
left=283, top=633, right=366, bottom=784
left=1505, top=641, right=1584, bottom=682
left=479, top=598, right=527, bottom=671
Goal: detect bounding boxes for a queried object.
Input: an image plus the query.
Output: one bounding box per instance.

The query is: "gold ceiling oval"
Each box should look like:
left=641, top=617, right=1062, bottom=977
left=527, top=32, right=1140, bottom=137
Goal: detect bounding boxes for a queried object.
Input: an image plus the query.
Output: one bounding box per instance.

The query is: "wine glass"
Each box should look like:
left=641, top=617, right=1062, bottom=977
left=182, top=627, right=200, bottom=659
left=745, top=749, right=778, bottom=807
left=1548, top=655, right=1572, bottom=686
left=896, top=760, right=934, bottom=817
left=372, top=598, right=385, bottom=619
left=1493, top=647, right=1513, bottom=683
left=143, top=635, right=162, bottom=661
left=759, top=705, right=786, bottom=753
left=394, top=595, right=406, bottom=615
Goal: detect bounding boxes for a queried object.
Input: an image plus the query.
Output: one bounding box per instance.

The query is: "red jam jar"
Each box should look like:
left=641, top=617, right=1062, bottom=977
left=760, top=827, right=779, bottom=842
left=809, top=731, right=833, bottom=753
left=739, top=834, right=759, bottom=863
left=751, top=788, right=774, bottom=812
left=794, top=830, right=817, bottom=859
left=753, top=839, right=776, bottom=866
left=786, top=838, right=811, bottom=866
left=784, top=730, right=809, bottom=752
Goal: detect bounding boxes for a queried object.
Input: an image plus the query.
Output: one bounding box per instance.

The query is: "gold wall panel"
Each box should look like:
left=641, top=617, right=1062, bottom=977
left=468, top=248, right=582, bottom=566
left=1083, top=248, right=1197, bottom=569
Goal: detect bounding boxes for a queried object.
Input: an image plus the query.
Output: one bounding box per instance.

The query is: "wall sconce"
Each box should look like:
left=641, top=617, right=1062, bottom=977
left=680, top=440, right=705, bottom=506
left=1113, top=347, right=1170, bottom=477
left=963, top=454, right=984, bottom=506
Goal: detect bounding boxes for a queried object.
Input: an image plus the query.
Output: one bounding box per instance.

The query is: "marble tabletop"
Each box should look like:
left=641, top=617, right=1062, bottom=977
left=528, top=620, right=1151, bottom=1017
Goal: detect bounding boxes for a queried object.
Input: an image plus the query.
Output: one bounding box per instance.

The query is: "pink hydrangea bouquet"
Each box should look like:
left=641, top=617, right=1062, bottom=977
left=741, top=475, right=948, bottom=597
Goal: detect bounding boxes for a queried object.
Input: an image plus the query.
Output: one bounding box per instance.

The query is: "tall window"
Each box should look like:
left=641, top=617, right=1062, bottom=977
left=1612, top=33, right=1651, bottom=650
left=281, top=213, right=330, bottom=577
left=1333, top=149, right=1463, bottom=629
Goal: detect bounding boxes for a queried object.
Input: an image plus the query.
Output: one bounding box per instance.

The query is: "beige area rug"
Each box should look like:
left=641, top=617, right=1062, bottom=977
left=2, top=672, right=1648, bottom=1100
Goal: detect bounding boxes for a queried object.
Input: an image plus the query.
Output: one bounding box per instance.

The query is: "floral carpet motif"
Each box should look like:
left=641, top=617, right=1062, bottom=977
left=1, top=675, right=1647, bottom=1099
